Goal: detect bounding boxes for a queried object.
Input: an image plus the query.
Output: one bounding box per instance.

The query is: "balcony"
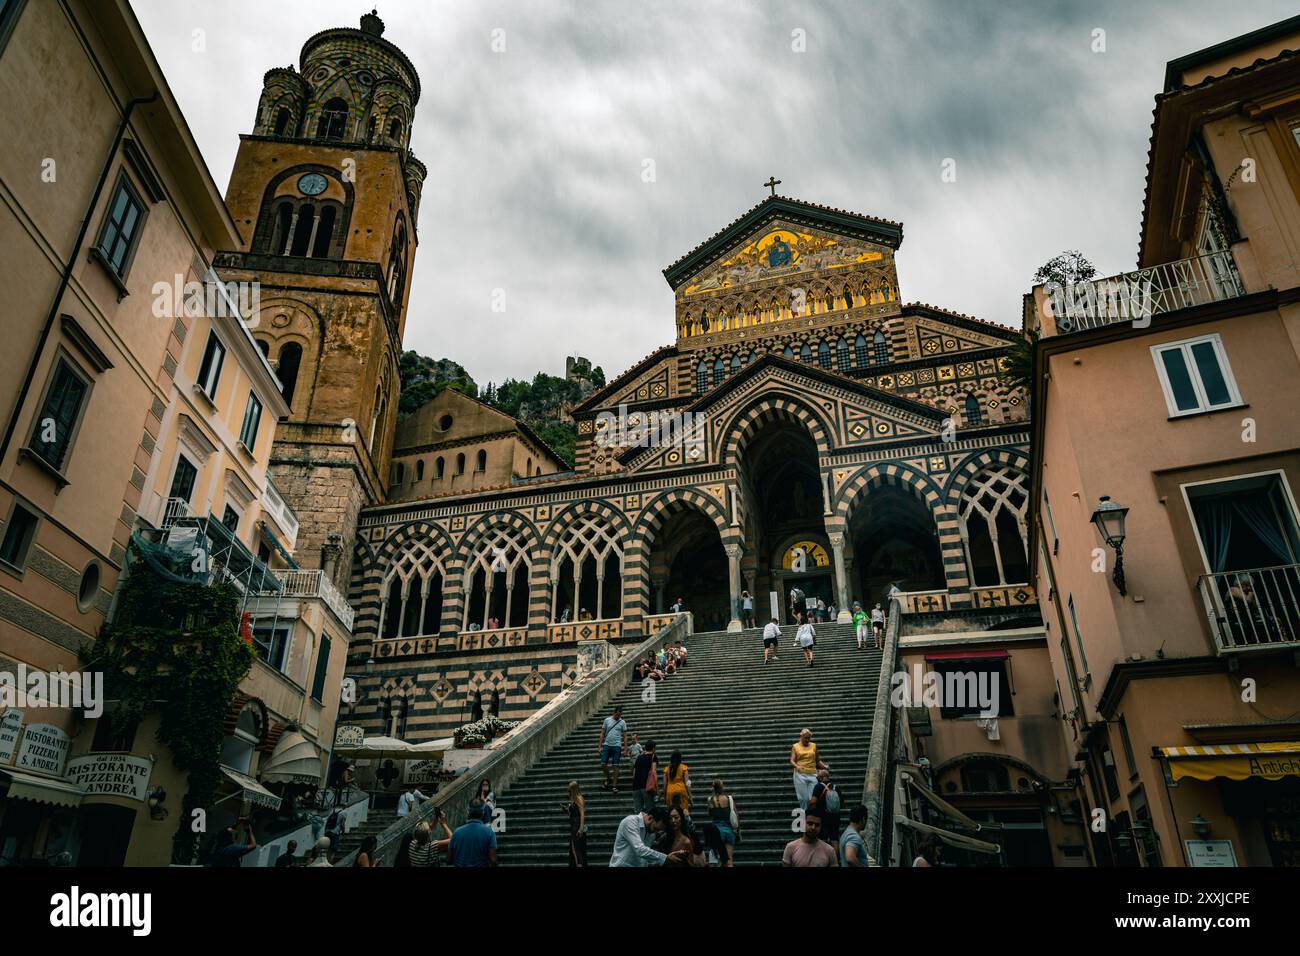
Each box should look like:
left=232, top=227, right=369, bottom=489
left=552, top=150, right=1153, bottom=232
left=1198, top=564, right=1300, bottom=653
left=1033, top=250, right=1244, bottom=336
left=275, top=569, right=356, bottom=631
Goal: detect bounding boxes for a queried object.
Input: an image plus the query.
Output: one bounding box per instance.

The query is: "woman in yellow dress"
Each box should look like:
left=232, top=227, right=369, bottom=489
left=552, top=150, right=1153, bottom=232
left=790, top=727, right=829, bottom=807
left=664, top=750, right=692, bottom=822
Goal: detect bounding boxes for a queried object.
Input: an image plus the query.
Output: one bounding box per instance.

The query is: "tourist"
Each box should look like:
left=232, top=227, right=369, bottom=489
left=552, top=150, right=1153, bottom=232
left=839, top=805, right=875, bottom=867
left=610, top=807, right=684, bottom=866
left=448, top=799, right=498, bottom=867
left=396, top=784, right=430, bottom=819
left=808, top=769, right=841, bottom=843
left=274, top=839, right=298, bottom=867
left=631, top=739, right=659, bottom=813
left=627, top=733, right=644, bottom=760
left=706, top=778, right=739, bottom=866
left=324, top=809, right=343, bottom=855
left=762, top=616, right=781, bottom=663
left=565, top=780, right=588, bottom=867
left=700, top=823, right=727, bottom=867
left=486, top=615, right=499, bottom=630
left=782, top=808, right=838, bottom=867
left=670, top=596, right=686, bottom=614
left=475, top=777, right=496, bottom=822
left=815, top=597, right=826, bottom=623
left=852, top=602, right=868, bottom=649
left=827, top=602, right=836, bottom=622
left=598, top=704, right=628, bottom=792
left=664, top=645, right=677, bottom=676
left=796, top=612, right=817, bottom=667
left=354, top=835, right=380, bottom=867
left=560, top=605, right=571, bottom=623
left=674, top=639, right=688, bottom=668
left=872, top=602, right=885, bottom=648
left=660, top=806, right=695, bottom=866
left=790, top=728, right=829, bottom=807
left=913, top=838, right=940, bottom=867
left=579, top=607, right=592, bottom=621
left=208, top=818, right=257, bottom=867
left=664, top=749, right=692, bottom=824
left=741, top=590, right=755, bottom=628
left=307, top=835, right=333, bottom=867
left=788, top=586, right=806, bottom=623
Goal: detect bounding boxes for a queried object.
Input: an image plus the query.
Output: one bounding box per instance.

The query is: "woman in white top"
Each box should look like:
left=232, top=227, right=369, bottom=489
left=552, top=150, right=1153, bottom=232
left=796, top=612, right=816, bottom=668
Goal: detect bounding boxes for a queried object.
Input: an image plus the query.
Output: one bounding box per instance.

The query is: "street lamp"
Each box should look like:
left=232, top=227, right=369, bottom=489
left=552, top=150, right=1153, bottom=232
left=1091, top=496, right=1129, bottom=596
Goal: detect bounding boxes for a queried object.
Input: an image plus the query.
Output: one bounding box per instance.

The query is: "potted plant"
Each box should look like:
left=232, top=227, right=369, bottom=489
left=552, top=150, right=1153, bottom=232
left=459, top=731, right=487, bottom=749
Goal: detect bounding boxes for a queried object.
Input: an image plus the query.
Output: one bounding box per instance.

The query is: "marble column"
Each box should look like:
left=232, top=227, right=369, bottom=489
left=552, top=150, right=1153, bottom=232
left=725, top=543, right=744, bottom=633
left=829, top=532, right=853, bottom=623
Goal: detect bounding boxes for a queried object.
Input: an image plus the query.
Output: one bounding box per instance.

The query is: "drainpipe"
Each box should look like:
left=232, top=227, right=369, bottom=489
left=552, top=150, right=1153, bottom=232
left=0, top=91, right=159, bottom=466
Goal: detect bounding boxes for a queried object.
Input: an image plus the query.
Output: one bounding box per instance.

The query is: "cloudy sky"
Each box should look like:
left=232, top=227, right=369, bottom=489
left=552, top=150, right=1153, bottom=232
left=136, top=0, right=1296, bottom=388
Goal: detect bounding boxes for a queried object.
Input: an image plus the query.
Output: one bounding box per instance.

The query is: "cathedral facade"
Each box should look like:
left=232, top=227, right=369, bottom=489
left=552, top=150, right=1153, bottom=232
left=347, top=194, right=1035, bottom=741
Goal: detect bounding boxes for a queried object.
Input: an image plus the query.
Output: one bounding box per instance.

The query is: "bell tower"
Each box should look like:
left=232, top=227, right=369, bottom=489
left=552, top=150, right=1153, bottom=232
left=216, top=10, right=426, bottom=590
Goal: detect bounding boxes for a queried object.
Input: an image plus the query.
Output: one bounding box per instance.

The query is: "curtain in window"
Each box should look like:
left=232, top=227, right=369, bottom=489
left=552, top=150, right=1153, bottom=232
left=1192, top=499, right=1233, bottom=572
left=1232, top=493, right=1293, bottom=565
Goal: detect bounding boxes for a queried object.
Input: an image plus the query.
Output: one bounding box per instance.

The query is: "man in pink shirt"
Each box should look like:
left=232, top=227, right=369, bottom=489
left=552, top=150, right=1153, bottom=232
left=782, top=810, right=839, bottom=867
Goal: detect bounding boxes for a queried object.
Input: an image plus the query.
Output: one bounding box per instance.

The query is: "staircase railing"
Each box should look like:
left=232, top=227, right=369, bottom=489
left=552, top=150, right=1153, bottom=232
left=337, top=615, right=692, bottom=866
left=863, top=598, right=902, bottom=864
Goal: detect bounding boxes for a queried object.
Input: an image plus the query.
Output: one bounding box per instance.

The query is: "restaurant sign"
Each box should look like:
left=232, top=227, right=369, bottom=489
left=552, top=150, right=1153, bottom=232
left=16, top=723, right=70, bottom=776
left=66, top=753, right=154, bottom=801
left=0, top=709, right=23, bottom=764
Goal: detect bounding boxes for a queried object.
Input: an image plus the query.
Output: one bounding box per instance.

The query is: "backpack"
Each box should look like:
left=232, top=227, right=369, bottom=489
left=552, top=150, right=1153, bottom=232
left=823, top=785, right=841, bottom=814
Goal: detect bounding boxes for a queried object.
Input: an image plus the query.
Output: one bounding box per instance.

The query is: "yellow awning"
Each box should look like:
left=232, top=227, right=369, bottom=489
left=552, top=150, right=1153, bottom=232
left=0, top=768, right=87, bottom=808
left=1157, top=741, right=1300, bottom=782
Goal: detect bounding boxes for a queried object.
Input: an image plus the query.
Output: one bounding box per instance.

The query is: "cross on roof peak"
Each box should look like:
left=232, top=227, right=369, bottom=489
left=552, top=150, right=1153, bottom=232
left=763, top=176, right=782, bottom=197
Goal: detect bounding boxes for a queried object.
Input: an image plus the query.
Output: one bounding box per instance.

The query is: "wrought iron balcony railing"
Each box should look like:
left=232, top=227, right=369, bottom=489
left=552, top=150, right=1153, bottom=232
left=1198, top=563, right=1300, bottom=653
left=1041, top=250, right=1244, bottom=335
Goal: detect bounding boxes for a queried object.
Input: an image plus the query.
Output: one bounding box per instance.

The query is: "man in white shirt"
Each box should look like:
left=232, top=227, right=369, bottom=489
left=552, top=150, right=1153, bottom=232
left=762, top=617, right=781, bottom=664
left=396, top=786, right=429, bottom=818
left=609, top=809, right=684, bottom=867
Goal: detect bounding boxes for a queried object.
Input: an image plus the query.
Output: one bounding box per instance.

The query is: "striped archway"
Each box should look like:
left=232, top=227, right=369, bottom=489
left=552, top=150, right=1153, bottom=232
left=541, top=499, right=635, bottom=624
left=626, top=488, right=733, bottom=633
left=454, top=510, right=543, bottom=635
left=718, top=390, right=836, bottom=468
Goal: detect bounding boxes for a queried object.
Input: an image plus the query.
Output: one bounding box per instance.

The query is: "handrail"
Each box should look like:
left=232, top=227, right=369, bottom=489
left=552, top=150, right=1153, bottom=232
left=336, top=615, right=692, bottom=866
left=863, top=597, right=902, bottom=864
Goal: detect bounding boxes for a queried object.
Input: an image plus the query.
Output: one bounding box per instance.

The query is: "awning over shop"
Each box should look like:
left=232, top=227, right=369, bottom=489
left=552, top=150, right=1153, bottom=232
left=334, top=736, right=454, bottom=761
left=0, top=768, right=87, bottom=808
left=901, top=773, right=995, bottom=831
left=219, top=767, right=282, bottom=811
left=896, top=815, right=1002, bottom=855
left=259, top=731, right=323, bottom=785
left=258, top=521, right=299, bottom=570
left=1156, top=741, right=1300, bottom=782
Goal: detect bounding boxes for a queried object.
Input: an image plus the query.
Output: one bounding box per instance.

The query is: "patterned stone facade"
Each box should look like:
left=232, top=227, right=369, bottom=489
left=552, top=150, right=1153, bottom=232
left=347, top=195, right=1035, bottom=741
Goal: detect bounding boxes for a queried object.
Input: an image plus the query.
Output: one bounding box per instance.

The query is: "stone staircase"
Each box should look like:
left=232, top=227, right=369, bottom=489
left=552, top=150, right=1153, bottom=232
left=335, top=808, right=397, bottom=858
left=495, top=622, right=882, bottom=866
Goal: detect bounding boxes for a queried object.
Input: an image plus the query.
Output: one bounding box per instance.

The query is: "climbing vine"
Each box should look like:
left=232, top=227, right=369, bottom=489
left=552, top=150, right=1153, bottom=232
left=83, top=549, right=255, bottom=864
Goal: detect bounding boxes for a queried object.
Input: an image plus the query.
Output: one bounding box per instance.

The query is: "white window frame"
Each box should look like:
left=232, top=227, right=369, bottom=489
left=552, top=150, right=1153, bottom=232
left=239, top=391, right=262, bottom=452
left=196, top=331, right=226, bottom=401
left=1179, top=468, right=1300, bottom=575
left=1150, top=333, right=1242, bottom=417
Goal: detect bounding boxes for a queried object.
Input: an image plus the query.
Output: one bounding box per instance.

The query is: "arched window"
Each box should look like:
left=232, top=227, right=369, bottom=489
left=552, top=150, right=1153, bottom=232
left=287, top=203, right=315, bottom=256
left=370, top=385, right=384, bottom=451
left=960, top=466, right=1030, bottom=587
left=273, top=108, right=292, bottom=136
left=748, top=350, right=759, bottom=364
left=436, top=456, right=445, bottom=479
left=800, top=343, right=812, bottom=363
left=873, top=330, right=889, bottom=365
left=386, top=217, right=408, bottom=309
left=392, top=462, right=405, bottom=487
left=713, top=358, right=725, bottom=387
left=256, top=339, right=270, bottom=357
left=836, top=337, right=850, bottom=370
left=456, top=453, right=465, bottom=476
left=783, top=345, right=794, bottom=358
left=366, top=116, right=377, bottom=143
left=731, top=354, right=741, bottom=373
left=854, top=334, right=868, bottom=367
left=276, top=342, right=302, bottom=405
left=311, top=204, right=337, bottom=258
left=463, top=525, right=530, bottom=629
left=964, top=393, right=982, bottom=426
left=415, top=459, right=425, bottom=481
left=551, top=514, right=624, bottom=621
left=380, top=541, right=446, bottom=639
left=476, top=449, right=487, bottom=472
left=316, top=97, right=348, bottom=141
left=817, top=340, right=831, bottom=369
left=695, top=360, right=708, bottom=393
left=389, top=118, right=403, bottom=141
